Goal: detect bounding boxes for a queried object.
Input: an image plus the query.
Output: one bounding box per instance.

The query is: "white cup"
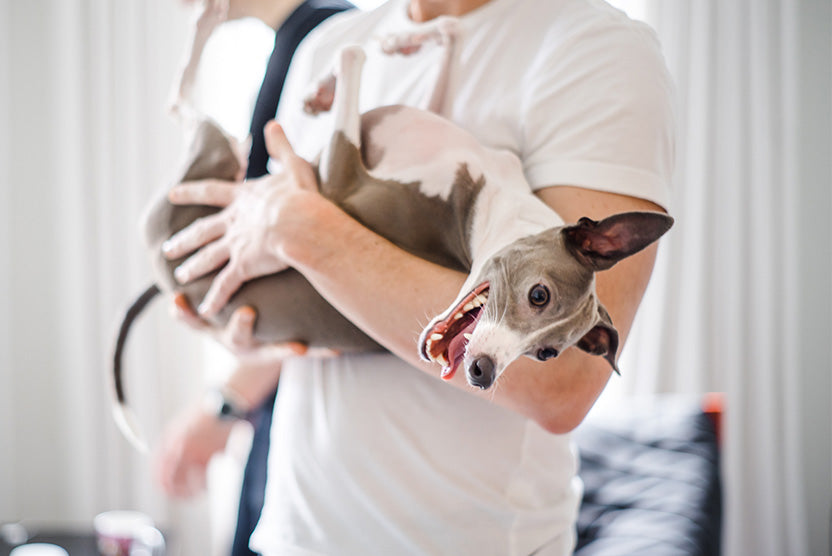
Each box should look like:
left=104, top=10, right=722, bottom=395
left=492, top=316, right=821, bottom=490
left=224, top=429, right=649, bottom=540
left=93, top=511, right=165, bottom=556
left=9, top=544, right=69, bottom=556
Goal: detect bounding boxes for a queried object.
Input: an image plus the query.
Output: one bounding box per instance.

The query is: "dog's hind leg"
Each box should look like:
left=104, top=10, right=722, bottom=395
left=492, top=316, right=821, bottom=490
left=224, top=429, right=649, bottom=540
left=379, top=17, right=458, bottom=114
left=169, top=0, right=229, bottom=126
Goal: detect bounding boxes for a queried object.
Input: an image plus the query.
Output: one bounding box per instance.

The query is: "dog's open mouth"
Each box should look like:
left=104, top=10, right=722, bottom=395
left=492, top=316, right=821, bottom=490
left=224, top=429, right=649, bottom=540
left=422, top=282, right=489, bottom=380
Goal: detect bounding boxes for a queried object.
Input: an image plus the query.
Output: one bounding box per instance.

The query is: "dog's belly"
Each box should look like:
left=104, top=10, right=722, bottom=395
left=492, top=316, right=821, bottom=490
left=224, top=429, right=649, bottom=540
left=313, top=106, right=497, bottom=275
left=220, top=269, right=383, bottom=349
left=360, top=106, right=520, bottom=202
left=143, top=110, right=498, bottom=353
left=145, top=193, right=383, bottom=351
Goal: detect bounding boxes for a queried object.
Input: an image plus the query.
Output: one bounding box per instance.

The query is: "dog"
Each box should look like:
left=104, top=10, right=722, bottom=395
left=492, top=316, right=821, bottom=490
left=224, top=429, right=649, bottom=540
left=112, top=14, right=672, bottom=447
left=304, top=44, right=673, bottom=390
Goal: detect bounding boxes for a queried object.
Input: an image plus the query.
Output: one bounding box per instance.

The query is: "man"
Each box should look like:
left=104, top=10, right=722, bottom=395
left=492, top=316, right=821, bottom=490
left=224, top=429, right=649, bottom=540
left=164, top=0, right=675, bottom=553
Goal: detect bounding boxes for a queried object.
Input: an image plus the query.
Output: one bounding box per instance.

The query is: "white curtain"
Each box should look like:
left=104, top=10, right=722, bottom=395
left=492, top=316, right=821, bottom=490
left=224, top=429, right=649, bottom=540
left=0, top=1, right=224, bottom=554
left=609, top=1, right=831, bottom=555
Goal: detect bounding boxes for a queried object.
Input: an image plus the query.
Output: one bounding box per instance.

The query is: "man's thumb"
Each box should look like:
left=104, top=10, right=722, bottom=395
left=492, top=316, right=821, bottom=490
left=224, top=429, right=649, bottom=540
left=264, top=120, right=292, bottom=161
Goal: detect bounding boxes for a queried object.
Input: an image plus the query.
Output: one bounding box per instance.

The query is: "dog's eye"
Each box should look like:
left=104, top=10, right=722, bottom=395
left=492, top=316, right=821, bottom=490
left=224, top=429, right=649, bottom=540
left=537, top=348, right=559, bottom=361
left=528, top=284, right=550, bottom=307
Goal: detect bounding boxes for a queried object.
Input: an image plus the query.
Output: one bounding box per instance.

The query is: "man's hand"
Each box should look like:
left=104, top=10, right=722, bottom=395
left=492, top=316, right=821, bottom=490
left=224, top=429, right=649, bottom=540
left=170, top=293, right=313, bottom=364
left=154, top=401, right=234, bottom=499
left=163, top=121, right=319, bottom=317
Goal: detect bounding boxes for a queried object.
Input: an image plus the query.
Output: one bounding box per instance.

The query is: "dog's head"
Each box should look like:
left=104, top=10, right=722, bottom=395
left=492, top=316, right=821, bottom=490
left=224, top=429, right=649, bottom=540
left=419, top=211, right=673, bottom=389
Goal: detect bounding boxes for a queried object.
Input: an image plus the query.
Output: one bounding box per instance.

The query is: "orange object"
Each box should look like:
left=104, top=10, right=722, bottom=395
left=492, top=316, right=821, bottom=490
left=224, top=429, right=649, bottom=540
left=702, top=392, right=724, bottom=447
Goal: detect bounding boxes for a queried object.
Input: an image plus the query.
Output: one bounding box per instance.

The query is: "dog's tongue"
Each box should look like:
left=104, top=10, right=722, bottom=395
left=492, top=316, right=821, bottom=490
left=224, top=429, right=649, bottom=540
left=441, top=319, right=478, bottom=381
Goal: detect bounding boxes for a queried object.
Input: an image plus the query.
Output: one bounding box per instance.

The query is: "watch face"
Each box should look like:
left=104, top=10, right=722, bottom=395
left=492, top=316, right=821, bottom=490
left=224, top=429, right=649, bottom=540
left=219, top=400, right=237, bottom=419
left=204, top=390, right=238, bottom=420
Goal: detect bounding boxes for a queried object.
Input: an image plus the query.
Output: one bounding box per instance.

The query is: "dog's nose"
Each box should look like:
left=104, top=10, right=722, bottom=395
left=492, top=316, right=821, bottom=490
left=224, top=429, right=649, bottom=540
left=468, top=356, right=496, bottom=390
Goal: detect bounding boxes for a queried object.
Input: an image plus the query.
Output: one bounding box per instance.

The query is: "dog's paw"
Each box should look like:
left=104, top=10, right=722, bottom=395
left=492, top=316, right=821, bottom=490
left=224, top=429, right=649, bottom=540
left=378, top=16, right=459, bottom=55
left=303, top=73, right=336, bottom=116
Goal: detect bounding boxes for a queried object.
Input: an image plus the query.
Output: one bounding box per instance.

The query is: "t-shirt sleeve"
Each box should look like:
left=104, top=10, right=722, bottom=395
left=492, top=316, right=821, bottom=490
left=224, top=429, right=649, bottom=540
left=521, top=21, right=675, bottom=211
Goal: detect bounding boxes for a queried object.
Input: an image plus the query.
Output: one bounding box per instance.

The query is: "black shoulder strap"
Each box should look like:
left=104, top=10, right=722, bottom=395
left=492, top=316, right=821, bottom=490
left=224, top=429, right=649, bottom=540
left=246, top=0, right=355, bottom=178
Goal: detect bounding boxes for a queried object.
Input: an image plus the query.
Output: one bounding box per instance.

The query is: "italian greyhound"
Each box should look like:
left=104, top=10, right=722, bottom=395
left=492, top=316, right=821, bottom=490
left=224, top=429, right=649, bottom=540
left=304, top=43, right=672, bottom=390
left=112, top=13, right=672, bottom=447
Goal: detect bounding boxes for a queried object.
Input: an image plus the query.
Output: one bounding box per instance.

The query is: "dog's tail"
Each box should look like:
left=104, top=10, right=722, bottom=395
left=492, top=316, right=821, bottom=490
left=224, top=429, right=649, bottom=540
left=111, top=283, right=161, bottom=453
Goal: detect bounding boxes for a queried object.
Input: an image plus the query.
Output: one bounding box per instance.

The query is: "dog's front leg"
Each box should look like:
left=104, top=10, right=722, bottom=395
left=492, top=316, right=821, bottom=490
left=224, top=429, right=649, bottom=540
left=379, top=17, right=458, bottom=114
left=315, top=46, right=367, bottom=195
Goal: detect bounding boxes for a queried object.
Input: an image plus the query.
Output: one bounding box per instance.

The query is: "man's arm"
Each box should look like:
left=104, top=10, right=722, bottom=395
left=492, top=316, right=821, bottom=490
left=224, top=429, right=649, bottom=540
left=275, top=172, right=663, bottom=433
left=168, top=123, right=666, bottom=434
left=154, top=297, right=308, bottom=498
left=153, top=357, right=283, bottom=498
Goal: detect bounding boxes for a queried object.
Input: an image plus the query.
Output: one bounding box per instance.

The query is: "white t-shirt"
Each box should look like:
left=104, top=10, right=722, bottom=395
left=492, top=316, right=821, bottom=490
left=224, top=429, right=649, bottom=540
left=251, top=0, right=674, bottom=555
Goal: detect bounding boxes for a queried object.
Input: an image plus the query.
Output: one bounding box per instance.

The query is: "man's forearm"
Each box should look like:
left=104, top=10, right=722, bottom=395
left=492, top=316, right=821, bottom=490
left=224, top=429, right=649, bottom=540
left=280, top=193, right=468, bottom=367
left=221, top=359, right=283, bottom=412
left=276, top=188, right=661, bottom=434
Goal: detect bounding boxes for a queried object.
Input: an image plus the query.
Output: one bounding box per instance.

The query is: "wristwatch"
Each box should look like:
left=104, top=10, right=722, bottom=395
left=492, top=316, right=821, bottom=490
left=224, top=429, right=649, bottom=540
left=203, top=388, right=252, bottom=421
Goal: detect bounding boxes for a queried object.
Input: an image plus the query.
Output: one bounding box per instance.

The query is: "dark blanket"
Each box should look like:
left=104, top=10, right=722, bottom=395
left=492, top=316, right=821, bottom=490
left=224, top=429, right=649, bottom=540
left=573, top=396, right=722, bottom=556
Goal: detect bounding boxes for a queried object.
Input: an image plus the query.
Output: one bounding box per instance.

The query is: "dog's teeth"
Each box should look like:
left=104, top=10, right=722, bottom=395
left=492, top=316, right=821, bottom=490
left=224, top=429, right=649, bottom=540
left=463, top=333, right=472, bottom=340
left=430, top=333, right=443, bottom=341
left=475, top=294, right=487, bottom=305
left=454, top=312, right=463, bottom=320
left=436, top=353, right=448, bottom=366
left=463, top=302, right=475, bottom=312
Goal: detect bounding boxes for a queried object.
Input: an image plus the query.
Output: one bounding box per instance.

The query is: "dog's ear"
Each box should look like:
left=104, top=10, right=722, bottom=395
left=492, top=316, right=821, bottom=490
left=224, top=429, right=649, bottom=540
left=575, top=305, right=620, bottom=374
left=562, top=211, right=673, bottom=271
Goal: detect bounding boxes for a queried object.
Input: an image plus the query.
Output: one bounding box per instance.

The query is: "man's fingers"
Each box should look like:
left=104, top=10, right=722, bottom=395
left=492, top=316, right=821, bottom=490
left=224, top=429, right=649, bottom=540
left=227, top=306, right=257, bottom=350
left=174, top=240, right=230, bottom=285
left=163, top=214, right=226, bottom=260
left=276, top=342, right=310, bottom=357
left=239, top=341, right=309, bottom=364
left=198, top=264, right=244, bottom=317
left=264, top=120, right=318, bottom=192
left=225, top=306, right=310, bottom=359
left=171, top=292, right=210, bottom=331
left=183, top=467, right=207, bottom=497
left=158, top=442, right=189, bottom=498
left=304, top=347, right=341, bottom=358
left=263, top=120, right=295, bottom=163
left=168, top=179, right=237, bottom=207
